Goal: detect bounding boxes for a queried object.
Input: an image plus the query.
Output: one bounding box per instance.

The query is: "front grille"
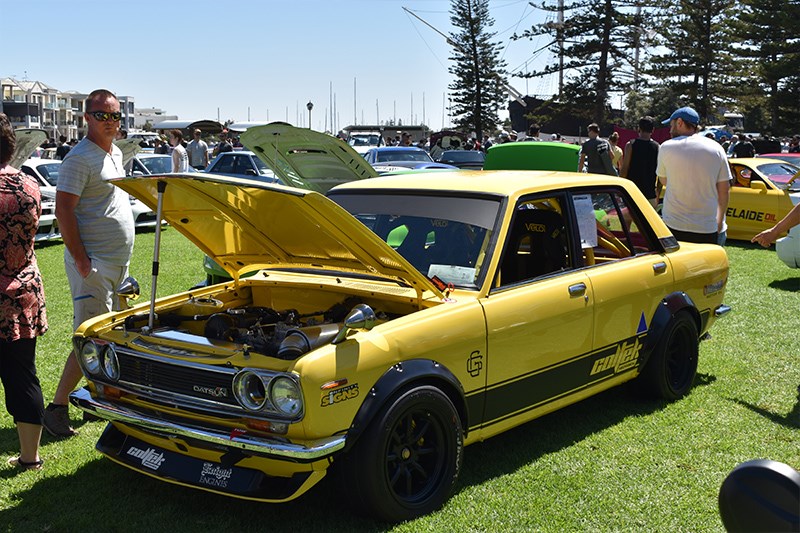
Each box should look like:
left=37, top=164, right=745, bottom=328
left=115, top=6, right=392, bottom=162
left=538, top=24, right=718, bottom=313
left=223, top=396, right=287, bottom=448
left=118, top=351, right=240, bottom=409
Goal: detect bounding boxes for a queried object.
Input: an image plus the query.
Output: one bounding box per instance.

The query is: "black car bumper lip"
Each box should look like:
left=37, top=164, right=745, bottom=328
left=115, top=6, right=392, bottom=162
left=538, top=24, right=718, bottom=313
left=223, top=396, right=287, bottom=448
left=69, top=387, right=345, bottom=462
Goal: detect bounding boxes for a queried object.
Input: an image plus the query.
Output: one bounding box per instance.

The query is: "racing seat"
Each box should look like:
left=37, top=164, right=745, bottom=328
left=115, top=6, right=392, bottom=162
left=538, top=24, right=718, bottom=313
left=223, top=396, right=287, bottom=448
left=393, top=218, right=433, bottom=273
left=501, top=209, right=568, bottom=284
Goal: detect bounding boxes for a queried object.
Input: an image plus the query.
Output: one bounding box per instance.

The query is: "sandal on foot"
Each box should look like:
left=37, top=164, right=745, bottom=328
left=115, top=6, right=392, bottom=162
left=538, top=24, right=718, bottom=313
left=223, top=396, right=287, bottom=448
left=7, top=456, right=44, bottom=471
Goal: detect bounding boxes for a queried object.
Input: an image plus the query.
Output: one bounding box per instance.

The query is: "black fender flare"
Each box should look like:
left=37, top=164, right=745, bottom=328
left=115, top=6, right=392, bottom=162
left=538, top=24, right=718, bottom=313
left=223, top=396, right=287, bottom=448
left=640, top=291, right=701, bottom=369
left=342, top=359, right=468, bottom=454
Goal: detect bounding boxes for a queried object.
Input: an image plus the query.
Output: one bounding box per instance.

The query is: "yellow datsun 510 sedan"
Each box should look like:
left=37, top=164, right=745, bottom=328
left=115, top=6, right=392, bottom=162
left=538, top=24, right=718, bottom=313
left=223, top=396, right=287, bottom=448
left=726, top=157, right=800, bottom=241
left=69, top=170, right=730, bottom=521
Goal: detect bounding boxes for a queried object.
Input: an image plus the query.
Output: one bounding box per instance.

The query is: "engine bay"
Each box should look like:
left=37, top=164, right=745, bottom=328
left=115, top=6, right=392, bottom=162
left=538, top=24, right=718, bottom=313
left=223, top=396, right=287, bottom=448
left=120, top=295, right=390, bottom=360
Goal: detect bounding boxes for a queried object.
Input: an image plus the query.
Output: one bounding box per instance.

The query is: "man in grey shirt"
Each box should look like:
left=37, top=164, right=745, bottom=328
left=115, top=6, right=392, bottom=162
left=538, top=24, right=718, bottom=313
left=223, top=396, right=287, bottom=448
left=186, top=128, right=209, bottom=170
left=44, top=89, right=135, bottom=438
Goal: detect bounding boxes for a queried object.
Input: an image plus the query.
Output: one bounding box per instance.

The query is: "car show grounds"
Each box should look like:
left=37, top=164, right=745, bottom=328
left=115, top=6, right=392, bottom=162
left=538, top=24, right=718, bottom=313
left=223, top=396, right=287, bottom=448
left=1, top=228, right=797, bottom=532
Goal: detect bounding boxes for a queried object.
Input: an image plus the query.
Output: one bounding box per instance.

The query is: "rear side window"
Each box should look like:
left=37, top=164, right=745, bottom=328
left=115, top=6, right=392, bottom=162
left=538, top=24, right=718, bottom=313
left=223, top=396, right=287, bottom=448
left=572, top=190, right=658, bottom=265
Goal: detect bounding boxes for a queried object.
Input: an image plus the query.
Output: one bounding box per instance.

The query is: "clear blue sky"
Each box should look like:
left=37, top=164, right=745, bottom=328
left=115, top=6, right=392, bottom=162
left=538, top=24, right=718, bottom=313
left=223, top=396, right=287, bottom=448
left=1, top=0, right=558, bottom=131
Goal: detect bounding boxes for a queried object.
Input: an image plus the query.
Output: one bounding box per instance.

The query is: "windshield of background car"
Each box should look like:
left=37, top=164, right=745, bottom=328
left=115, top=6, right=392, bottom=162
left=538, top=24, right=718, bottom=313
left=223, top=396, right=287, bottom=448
left=349, top=134, right=380, bottom=147
left=377, top=150, right=433, bottom=163
left=29, top=162, right=60, bottom=186
left=139, top=156, right=172, bottom=174
left=443, top=151, right=484, bottom=163
left=329, top=192, right=501, bottom=290
left=756, top=162, right=800, bottom=189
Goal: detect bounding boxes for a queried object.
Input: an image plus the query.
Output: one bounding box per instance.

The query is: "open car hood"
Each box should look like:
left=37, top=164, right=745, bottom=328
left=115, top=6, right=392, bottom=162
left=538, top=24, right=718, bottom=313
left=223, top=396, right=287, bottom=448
left=240, top=122, right=378, bottom=193
left=10, top=129, right=47, bottom=169
left=112, top=173, right=443, bottom=299
left=114, top=138, right=144, bottom=168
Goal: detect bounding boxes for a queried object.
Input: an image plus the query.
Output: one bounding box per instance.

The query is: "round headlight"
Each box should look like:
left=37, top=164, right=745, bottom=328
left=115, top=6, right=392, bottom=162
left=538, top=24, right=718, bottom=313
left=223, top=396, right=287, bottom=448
left=101, top=344, right=120, bottom=381
left=79, top=341, right=101, bottom=376
left=233, top=371, right=267, bottom=411
left=269, top=377, right=303, bottom=417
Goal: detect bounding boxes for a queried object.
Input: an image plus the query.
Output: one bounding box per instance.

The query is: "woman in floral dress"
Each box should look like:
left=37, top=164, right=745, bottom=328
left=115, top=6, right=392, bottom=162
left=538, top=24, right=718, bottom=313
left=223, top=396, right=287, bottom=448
left=0, top=112, right=48, bottom=471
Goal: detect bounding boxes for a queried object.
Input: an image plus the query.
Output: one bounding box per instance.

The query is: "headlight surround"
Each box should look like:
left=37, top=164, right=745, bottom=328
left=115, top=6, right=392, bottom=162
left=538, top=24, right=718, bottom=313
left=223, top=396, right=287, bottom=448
left=269, top=376, right=303, bottom=417
left=79, top=341, right=102, bottom=376
left=100, top=344, right=120, bottom=381
left=233, top=370, right=267, bottom=412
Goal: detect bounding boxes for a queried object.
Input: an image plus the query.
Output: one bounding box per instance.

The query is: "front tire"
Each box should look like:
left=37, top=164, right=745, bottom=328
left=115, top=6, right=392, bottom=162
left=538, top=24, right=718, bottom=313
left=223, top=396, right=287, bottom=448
left=342, top=386, right=463, bottom=522
left=641, top=312, right=699, bottom=400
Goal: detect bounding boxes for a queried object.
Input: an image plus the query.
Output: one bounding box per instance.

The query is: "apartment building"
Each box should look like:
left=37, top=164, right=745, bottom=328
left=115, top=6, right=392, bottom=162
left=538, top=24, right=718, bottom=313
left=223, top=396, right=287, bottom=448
left=1, top=77, right=137, bottom=141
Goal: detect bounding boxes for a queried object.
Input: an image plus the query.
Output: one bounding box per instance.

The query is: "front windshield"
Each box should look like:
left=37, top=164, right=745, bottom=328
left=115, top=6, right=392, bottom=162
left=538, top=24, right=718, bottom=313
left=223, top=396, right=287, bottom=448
left=253, top=157, right=271, bottom=174
left=140, top=156, right=172, bottom=174
left=759, top=162, right=800, bottom=189
left=330, top=192, right=500, bottom=290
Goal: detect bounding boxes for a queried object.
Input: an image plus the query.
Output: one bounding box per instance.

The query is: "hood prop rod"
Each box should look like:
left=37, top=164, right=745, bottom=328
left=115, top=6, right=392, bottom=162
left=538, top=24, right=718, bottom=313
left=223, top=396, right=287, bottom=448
left=146, top=180, right=167, bottom=332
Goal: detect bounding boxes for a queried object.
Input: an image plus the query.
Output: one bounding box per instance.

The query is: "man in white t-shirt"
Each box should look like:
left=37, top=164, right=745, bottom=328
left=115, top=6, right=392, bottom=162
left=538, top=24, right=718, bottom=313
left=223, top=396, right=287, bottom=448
left=657, top=106, right=731, bottom=244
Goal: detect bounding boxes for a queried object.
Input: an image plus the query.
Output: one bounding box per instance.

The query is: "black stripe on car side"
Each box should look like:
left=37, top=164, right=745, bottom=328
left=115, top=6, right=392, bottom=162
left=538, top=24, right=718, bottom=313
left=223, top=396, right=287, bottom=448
left=465, top=333, right=647, bottom=432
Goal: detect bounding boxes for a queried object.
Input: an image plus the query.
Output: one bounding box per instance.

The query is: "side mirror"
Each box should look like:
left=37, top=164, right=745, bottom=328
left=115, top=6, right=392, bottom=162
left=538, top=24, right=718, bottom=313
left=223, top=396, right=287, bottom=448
left=332, top=304, right=377, bottom=344
left=116, top=277, right=140, bottom=309
left=751, top=181, right=768, bottom=192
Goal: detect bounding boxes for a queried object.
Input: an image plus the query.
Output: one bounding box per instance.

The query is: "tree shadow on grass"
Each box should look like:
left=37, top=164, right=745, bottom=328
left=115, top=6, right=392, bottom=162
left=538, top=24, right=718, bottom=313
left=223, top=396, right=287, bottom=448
left=768, top=278, right=800, bottom=292
left=0, top=374, right=717, bottom=531
left=731, top=387, right=800, bottom=430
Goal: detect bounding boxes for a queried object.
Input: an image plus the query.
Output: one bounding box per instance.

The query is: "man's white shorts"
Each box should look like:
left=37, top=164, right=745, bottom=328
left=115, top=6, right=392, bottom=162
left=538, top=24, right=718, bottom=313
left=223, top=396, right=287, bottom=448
left=66, top=255, right=129, bottom=331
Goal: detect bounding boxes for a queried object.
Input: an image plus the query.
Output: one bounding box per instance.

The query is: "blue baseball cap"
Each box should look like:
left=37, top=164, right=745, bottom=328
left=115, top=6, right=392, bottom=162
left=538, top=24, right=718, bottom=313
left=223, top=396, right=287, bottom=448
left=662, top=106, right=699, bottom=126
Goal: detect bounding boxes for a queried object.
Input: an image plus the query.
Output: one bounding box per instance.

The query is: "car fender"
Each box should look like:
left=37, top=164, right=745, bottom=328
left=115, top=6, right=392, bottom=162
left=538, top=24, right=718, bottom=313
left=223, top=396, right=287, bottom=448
left=640, top=292, right=701, bottom=369
left=343, top=359, right=468, bottom=453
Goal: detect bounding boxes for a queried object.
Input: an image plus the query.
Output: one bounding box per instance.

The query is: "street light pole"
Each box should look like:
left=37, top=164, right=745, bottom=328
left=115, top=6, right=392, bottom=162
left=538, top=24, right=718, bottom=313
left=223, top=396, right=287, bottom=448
left=306, top=101, right=314, bottom=129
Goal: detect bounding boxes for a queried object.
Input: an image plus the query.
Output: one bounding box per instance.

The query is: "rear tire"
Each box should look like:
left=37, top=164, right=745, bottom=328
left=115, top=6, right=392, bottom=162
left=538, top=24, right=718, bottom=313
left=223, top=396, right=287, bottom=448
left=641, top=312, right=699, bottom=400
left=341, top=386, right=463, bottom=522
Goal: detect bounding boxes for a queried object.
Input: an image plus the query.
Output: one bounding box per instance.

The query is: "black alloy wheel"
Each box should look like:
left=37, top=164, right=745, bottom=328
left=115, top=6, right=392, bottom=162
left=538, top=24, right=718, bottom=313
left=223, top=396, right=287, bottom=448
left=642, top=312, right=699, bottom=400
left=341, top=385, right=463, bottom=522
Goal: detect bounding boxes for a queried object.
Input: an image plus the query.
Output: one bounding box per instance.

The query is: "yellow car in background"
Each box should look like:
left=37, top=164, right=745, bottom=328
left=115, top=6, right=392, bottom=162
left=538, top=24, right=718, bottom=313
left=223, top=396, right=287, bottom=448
left=69, top=170, right=729, bottom=521
left=726, top=157, right=800, bottom=241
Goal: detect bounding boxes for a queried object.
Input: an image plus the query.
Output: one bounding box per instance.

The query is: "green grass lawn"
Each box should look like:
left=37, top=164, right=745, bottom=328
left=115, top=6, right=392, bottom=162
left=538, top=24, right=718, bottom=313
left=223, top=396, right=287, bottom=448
left=1, top=231, right=798, bottom=532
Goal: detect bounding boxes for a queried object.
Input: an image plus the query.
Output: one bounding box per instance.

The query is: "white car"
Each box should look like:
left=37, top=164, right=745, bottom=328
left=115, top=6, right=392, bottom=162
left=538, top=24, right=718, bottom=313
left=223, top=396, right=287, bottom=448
left=346, top=130, right=384, bottom=154
left=21, top=158, right=60, bottom=242
left=776, top=193, right=800, bottom=267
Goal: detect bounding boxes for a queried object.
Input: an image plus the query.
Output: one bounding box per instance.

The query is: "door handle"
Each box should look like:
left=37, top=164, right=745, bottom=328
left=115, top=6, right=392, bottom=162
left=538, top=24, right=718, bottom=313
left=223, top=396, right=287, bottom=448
left=652, top=261, right=667, bottom=274
left=568, top=283, right=587, bottom=298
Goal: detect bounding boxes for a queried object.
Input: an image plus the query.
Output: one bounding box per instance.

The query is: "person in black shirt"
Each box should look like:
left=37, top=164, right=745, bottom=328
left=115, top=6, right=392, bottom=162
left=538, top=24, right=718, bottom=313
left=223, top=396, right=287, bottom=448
left=732, top=135, right=755, bottom=158
left=620, top=116, right=660, bottom=208
left=55, top=135, right=71, bottom=160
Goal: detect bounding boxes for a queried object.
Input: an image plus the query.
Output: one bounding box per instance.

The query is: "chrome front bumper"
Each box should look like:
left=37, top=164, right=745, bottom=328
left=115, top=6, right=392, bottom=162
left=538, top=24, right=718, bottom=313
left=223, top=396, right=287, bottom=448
left=69, top=387, right=345, bottom=462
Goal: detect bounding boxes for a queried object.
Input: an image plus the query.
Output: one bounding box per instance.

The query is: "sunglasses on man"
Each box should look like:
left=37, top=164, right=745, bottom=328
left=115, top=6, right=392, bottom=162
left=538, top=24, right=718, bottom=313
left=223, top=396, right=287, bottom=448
left=87, top=111, right=122, bottom=122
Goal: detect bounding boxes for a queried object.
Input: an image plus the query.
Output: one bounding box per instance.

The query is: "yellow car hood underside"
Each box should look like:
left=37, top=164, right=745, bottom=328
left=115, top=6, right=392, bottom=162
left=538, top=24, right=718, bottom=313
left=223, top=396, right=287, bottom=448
left=112, top=173, right=442, bottom=298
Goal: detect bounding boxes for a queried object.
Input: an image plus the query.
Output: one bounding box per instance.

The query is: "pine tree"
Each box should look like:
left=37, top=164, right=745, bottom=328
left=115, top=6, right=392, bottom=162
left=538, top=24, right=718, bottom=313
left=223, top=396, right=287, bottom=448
left=645, top=0, right=739, bottom=124
left=447, top=0, right=507, bottom=138
left=514, top=0, right=647, bottom=125
left=729, top=0, right=800, bottom=134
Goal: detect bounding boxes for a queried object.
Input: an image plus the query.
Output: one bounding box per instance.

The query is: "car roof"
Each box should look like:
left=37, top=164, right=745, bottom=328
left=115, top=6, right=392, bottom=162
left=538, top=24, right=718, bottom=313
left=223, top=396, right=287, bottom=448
left=371, top=146, right=425, bottom=152
left=23, top=158, right=61, bottom=165
left=729, top=157, right=798, bottom=165
left=331, top=169, right=636, bottom=198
